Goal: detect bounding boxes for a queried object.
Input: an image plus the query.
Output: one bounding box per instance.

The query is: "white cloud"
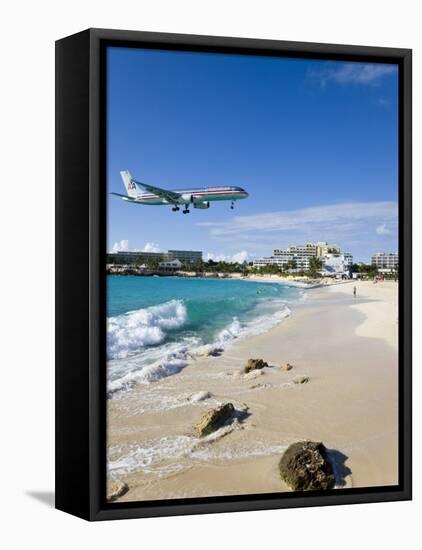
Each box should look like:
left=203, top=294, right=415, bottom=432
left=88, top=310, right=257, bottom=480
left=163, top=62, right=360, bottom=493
left=205, top=250, right=249, bottom=264
left=198, top=201, right=398, bottom=262
left=376, top=223, right=392, bottom=236
left=142, top=242, right=161, bottom=253
left=205, top=252, right=223, bottom=262
left=199, top=202, right=397, bottom=237
left=110, top=240, right=161, bottom=253
left=231, top=251, right=249, bottom=263
left=111, top=239, right=129, bottom=253
left=310, top=62, right=397, bottom=87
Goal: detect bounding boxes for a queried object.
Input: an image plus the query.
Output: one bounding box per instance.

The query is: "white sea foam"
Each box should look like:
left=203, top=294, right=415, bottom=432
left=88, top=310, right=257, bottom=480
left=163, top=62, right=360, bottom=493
left=107, top=294, right=294, bottom=396
left=108, top=435, right=194, bottom=477
left=283, top=281, right=321, bottom=289
left=107, top=340, right=197, bottom=396
left=213, top=303, right=291, bottom=349
left=107, top=300, right=187, bottom=360
left=241, top=303, right=291, bottom=337
left=192, top=304, right=291, bottom=359
left=188, top=391, right=212, bottom=403
left=115, top=388, right=215, bottom=414
left=108, top=428, right=287, bottom=478
left=217, top=317, right=242, bottom=343
left=108, top=357, right=188, bottom=396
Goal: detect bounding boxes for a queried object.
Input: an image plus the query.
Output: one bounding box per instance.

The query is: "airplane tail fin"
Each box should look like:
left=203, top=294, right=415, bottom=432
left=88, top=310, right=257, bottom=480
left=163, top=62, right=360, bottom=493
left=120, top=170, right=144, bottom=197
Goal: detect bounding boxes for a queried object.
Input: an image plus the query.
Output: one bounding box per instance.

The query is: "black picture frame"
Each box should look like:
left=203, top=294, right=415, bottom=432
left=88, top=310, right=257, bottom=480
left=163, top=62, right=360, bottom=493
left=55, top=28, right=412, bottom=521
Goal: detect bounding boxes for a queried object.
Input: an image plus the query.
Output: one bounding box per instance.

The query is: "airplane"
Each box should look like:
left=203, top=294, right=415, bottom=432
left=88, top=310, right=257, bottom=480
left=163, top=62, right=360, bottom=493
left=111, top=170, right=249, bottom=214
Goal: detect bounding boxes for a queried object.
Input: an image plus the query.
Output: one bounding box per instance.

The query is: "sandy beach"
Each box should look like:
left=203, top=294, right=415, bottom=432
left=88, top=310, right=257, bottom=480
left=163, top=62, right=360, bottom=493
left=107, top=279, right=399, bottom=502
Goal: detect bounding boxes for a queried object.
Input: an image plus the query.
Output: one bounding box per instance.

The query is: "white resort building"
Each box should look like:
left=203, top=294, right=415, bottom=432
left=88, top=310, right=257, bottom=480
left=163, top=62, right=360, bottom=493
left=158, top=259, right=183, bottom=271
left=253, top=241, right=353, bottom=276
left=371, top=252, right=399, bottom=272
left=107, top=249, right=202, bottom=266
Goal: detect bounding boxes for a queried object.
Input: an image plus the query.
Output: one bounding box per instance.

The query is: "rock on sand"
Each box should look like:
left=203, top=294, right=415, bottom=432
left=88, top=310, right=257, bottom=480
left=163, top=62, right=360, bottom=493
left=195, top=403, right=235, bottom=437
left=293, top=376, right=310, bottom=384
left=279, top=441, right=335, bottom=491
left=281, top=362, right=293, bottom=371
left=107, top=480, right=129, bottom=501
left=244, top=358, right=268, bottom=374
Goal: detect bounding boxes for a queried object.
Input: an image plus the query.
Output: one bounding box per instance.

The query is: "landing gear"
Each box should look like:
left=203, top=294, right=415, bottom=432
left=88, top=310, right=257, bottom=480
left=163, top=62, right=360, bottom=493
left=183, top=207, right=190, bottom=214
left=172, top=206, right=180, bottom=212
left=230, top=201, right=235, bottom=210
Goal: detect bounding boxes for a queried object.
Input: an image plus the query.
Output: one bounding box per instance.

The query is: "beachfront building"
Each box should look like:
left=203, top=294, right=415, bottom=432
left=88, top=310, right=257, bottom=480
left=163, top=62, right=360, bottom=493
left=316, top=242, right=341, bottom=257
left=253, top=241, right=350, bottom=273
left=166, top=250, right=202, bottom=264
left=107, top=249, right=203, bottom=266
left=158, top=259, right=183, bottom=271
left=272, top=243, right=317, bottom=270
left=253, top=256, right=292, bottom=269
left=371, top=252, right=399, bottom=272
left=271, top=241, right=341, bottom=270
left=107, top=250, right=163, bottom=265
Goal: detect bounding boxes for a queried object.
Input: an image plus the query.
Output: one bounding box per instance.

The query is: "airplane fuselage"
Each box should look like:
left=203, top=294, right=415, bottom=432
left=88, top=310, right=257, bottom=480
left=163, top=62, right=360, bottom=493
left=125, top=186, right=248, bottom=205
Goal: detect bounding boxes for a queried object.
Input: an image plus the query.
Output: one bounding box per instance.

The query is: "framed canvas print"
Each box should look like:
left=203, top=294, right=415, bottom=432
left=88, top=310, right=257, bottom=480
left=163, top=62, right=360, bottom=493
left=55, top=28, right=412, bottom=521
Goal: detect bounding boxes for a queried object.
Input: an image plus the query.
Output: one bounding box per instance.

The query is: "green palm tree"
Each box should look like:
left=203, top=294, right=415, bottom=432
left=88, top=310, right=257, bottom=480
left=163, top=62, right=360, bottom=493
left=308, top=257, right=323, bottom=277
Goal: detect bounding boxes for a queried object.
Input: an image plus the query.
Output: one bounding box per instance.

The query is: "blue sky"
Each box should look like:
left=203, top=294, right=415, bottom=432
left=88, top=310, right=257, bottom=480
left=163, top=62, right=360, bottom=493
left=107, top=47, right=398, bottom=263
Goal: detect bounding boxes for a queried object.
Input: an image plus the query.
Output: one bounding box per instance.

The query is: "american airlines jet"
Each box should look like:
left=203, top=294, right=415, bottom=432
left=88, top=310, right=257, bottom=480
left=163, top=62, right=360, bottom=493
left=112, top=171, right=249, bottom=214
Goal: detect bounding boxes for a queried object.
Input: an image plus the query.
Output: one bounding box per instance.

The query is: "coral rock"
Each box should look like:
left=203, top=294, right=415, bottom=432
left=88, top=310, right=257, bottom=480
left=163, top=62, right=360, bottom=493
left=279, top=441, right=335, bottom=491
left=195, top=403, right=235, bottom=437
left=244, top=358, right=268, bottom=374
left=293, top=376, right=310, bottom=384
left=107, top=480, right=129, bottom=501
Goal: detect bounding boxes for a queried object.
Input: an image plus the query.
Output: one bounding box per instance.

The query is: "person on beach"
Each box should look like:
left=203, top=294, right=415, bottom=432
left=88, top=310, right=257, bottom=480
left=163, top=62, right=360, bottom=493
left=353, top=286, right=356, bottom=297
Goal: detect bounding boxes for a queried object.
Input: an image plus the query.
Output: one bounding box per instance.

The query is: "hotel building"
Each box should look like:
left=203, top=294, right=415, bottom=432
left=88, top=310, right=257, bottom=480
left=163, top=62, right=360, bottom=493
left=272, top=243, right=317, bottom=270
left=107, top=249, right=202, bottom=266
left=253, top=241, right=352, bottom=274
left=371, top=252, right=399, bottom=271
left=166, top=250, right=202, bottom=264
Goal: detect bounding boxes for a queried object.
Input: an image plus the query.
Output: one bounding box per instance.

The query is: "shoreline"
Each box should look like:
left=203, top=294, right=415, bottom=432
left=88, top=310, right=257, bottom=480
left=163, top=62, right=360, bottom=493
left=106, top=276, right=302, bottom=393
left=107, top=270, right=348, bottom=287
left=107, top=280, right=399, bottom=502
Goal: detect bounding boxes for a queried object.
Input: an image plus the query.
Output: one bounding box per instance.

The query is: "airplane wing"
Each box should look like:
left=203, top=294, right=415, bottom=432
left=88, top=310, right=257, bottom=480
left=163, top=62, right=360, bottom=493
left=133, top=180, right=181, bottom=204
left=111, top=192, right=136, bottom=201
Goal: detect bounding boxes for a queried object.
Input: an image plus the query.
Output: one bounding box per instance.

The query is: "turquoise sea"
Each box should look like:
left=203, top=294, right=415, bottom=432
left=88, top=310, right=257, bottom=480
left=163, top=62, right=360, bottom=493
left=107, top=276, right=303, bottom=395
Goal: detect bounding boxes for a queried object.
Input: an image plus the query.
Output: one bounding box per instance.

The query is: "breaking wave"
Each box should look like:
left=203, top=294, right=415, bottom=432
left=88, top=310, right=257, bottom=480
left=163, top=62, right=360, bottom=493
left=107, top=296, right=293, bottom=396
left=107, top=300, right=187, bottom=360
left=195, top=302, right=291, bottom=357
left=107, top=340, right=196, bottom=396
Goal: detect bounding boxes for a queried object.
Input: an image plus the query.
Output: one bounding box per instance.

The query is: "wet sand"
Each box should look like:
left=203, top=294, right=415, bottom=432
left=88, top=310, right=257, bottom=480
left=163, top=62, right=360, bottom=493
left=107, top=280, right=399, bottom=502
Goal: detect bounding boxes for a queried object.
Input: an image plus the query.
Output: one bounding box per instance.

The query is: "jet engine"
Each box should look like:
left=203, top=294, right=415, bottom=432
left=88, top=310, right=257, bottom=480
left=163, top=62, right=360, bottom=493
left=181, top=193, right=194, bottom=204
left=193, top=201, right=210, bottom=209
